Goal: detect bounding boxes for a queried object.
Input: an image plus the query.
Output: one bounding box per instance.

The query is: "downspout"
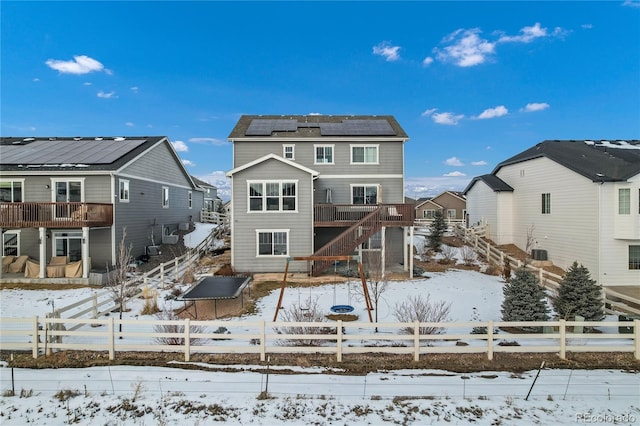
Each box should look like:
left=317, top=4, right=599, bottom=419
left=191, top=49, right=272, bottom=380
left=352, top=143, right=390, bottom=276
left=597, top=181, right=603, bottom=298
left=110, top=172, right=116, bottom=267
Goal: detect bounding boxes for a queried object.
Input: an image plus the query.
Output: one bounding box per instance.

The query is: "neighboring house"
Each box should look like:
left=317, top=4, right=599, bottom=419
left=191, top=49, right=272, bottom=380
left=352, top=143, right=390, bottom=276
left=464, top=140, right=640, bottom=288
left=191, top=176, right=218, bottom=212
left=226, top=115, right=415, bottom=274
left=415, top=191, right=466, bottom=222
left=0, top=136, right=203, bottom=281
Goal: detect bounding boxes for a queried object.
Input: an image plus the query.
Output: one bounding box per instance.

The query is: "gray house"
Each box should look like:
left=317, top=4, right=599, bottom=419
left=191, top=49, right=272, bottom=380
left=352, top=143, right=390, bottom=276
left=0, top=136, right=203, bottom=282
left=191, top=176, right=219, bottom=212
left=226, top=115, right=415, bottom=274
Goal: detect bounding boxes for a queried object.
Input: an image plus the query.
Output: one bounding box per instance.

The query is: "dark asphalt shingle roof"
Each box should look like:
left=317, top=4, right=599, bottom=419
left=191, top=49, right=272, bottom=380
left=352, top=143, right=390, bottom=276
left=463, top=174, right=514, bottom=194
left=494, top=140, right=640, bottom=182
left=228, top=115, right=409, bottom=139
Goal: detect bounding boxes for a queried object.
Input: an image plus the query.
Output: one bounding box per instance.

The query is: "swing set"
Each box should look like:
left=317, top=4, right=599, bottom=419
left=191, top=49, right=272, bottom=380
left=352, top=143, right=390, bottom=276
left=273, top=255, right=374, bottom=322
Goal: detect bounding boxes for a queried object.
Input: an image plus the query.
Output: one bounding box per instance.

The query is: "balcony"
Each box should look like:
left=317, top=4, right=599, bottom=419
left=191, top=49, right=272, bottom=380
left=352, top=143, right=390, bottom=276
left=0, top=202, right=113, bottom=228
left=314, top=203, right=415, bottom=227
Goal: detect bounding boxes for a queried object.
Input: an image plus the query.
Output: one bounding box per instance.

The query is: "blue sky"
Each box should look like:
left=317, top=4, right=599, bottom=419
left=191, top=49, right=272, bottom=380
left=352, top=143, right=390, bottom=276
left=2, top=1, right=639, bottom=200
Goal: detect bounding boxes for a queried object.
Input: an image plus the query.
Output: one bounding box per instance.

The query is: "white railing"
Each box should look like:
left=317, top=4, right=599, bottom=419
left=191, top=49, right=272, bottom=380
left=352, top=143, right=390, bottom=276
left=1, top=317, right=637, bottom=361
left=414, top=218, right=466, bottom=228
left=454, top=225, right=640, bottom=317
left=200, top=210, right=229, bottom=226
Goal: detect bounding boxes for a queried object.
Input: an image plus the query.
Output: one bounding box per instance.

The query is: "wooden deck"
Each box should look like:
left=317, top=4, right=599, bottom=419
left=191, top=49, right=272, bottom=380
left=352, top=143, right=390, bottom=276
left=314, top=203, right=415, bottom=227
left=0, top=202, right=113, bottom=228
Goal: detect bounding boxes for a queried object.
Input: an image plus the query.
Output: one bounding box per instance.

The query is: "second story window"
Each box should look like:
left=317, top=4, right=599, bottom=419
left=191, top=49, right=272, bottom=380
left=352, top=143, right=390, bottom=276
left=162, top=186, right=169, bottom=208
left=283, top=144, right=295, bottom=160
left=0, top=181, right=23, bottom=202
left=351, top=145, right=378, bottom=164
left=314, top=145, right=334, bottom=164
left=249, top=181, right=297, bottom=212
left=119, top=179, right=130, bottom=202
left=619, top=188, right=630, bottom=214
left=541, top=193, right=551, bottom=214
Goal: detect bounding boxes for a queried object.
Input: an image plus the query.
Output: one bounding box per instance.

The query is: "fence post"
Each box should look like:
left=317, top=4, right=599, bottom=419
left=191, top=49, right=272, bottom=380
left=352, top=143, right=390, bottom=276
left=487, top=320, right=494, bottom=361
left=143, top=274, right=148, bottom=286
left=108, top=317, right=115, bottom=360
left=337, top=320, right=343, bottom=363
left=32, top=316, right=39, bottom=359
left=92, top=294, right=98, bottom=319
left=184, top=318, right=191, bottom=362
left=260, top=320, right=266, bottom=362
left=486, top=243, right=491, bottom=260
left=559, top=319, right=566, bottom=359
left=175, top=258, right=180, bottom=281
left=414, top=321, right=420, bottom=362
left=539, top=268, right=544, bottom=285
left=160, top=263, right=165, bottom=289
left=634, top=320, right=640, bottom=361
left=499, top=252, right=504, bottom=267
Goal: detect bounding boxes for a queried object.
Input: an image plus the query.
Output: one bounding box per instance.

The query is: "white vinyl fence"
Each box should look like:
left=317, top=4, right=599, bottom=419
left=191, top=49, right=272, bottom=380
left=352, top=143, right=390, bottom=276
left=1, top=316, right=638, bottom=362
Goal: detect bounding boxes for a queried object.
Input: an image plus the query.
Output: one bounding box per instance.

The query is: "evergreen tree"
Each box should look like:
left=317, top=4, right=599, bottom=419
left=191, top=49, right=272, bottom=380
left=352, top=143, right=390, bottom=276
left=552, top=261, right=604, bottom=321
left=501, top=268, right=550, bottom=329
left=428, top=211, right=447, bottom=252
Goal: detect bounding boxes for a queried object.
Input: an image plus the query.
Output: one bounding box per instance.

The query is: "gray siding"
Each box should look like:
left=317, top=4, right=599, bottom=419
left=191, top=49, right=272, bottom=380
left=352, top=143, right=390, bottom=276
left=120, top=140, right=193, bottom=188
left=314, top=177, right=404, bottom=204
left=231, top=159, right=314, bottom=273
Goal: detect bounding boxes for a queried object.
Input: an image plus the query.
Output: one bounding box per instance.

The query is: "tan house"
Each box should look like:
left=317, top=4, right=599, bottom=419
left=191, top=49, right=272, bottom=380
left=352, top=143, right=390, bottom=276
left=415, top=191, right=466, bottom=223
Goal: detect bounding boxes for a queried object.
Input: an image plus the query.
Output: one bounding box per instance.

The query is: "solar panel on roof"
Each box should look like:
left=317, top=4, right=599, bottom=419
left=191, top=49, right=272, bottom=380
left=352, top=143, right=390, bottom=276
left=320, top=120, right=396, bottom=136
left=246, top=119, right=298, bottom=136
left=0, top=139, right=147, bottom=165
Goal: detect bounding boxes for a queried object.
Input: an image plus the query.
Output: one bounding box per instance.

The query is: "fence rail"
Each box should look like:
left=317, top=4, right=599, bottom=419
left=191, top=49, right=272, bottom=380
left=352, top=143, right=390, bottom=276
left=1, top=317, right=637, bottom=362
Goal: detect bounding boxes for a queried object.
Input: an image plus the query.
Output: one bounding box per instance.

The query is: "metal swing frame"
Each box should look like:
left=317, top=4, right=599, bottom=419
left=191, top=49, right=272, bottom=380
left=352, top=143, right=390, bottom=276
left=273, top=255, right=374, bottom=322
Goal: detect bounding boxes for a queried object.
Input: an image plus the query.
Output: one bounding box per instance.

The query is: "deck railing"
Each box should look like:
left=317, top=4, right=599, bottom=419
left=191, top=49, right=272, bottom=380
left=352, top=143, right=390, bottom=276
left=0, top=202, right=113, bottom=228
left=314, top=203, right=414, bottom=227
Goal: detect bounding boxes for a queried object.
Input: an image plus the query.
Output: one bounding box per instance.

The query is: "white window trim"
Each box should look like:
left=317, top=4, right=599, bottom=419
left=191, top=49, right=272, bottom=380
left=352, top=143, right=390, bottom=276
left=188, top=191, right=193, bottom=209
left=283, top=144, right=295, bottom=160
left=256, top=229, right=289, bottom=257
left=350, top=183, right=380, bottom=205
left=447, top=209, right=456, bottom=219
left=51, top=231, right=82, bottom=261
left=50, top=178, right=85, bottom=202
left=618, top=188, right=631, bottom=215
left=423, top=210, right=435, bottom=219
left=247, top=180, right=298, bottom=213
left=350, top=144, right=379, bottom=165
left=313, top=144, right=335, bottom=165
left=119, top=179, right=130, bottom=203
left=2, top=230, right=20, bottom=256
left=162, top=186, right=169, bottom=208
left=541, top=193, right=551, bottom=215
left=0, top=179, right=25, bottom=203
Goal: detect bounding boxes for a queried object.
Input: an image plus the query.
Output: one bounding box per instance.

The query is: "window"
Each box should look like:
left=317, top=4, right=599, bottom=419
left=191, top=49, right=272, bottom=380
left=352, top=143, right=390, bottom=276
left=541, top=193, right=551, bottom=214
left=162, top=186, right=169, bottom=208
left=52, top=179, right=83, bottom=218
left=447, top=209, right=456, bottom=219
left=0, top=181, right=23, bottom=202
left=257, top=230, right=288, bottom=256
left=629, top=245, right=640, bottom=270
left=119, top=179, right=130, bottom=202
left=248, top=181, right=297, bottom=212
left=2, top=231, right=19, bottom=256
left=314, top=145, right=334, bottom=164
left=423, top=210, right=435, bottom=219
left=619, top=188, right=630, bottom=214
left=188, top=191, right=193, bottom=209
left=351, top=145, right=378, bottom=164
left=352, top=185, right=378, bottom=205
left=53, top=231, right=82, bottom=262
left=283, top=144, right=295, bottom=160
left=362, top=231, right=382, bottom=250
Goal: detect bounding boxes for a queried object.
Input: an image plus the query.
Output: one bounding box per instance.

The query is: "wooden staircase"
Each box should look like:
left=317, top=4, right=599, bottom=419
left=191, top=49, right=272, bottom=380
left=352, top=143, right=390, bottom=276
left=311, top=207, right=384, bottom=276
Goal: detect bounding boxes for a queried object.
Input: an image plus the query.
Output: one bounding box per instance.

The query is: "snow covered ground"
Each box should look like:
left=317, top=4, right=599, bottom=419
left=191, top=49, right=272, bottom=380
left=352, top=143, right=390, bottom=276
left=1, top=223, right=638, bottom=424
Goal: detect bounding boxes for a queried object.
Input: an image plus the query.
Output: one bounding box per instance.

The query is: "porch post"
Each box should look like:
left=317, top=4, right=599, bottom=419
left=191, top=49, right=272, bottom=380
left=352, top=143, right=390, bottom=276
left=402, top=226, right=408, bottom=272
left=381, top=226, right=386, bottom=279
left=39, top=227, right=46, bottom=278
left=409, top=226, right=414, bottom=279
left=82, top=227, right=89, bottom=278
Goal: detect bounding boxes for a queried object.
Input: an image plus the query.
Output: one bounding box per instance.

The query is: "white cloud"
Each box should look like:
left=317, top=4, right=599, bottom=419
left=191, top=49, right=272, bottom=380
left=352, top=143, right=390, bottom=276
left=444, top=171, right=466, bottom=177
left=405, top=176, right=472, bottom=199
left=522, top=102, right=550, bottom=112
left=581, top=24, right=593, bottom=30
left=130, top=86, right=139, bottom=93
left=432, top=112, right=464, bottom=125
left=372, top=42, right=401, bottom=62
left=498, top=22, right=547, bottom=43
left=32, top=78, right=40, bottom=82
left=189, top=137, right=229, bottom=146
left=97, top=91, right=117, bottom=99
left=435, top=28, right=496, bottom=67
left=198, top=171, right=231, bottom=201
left=475, top=105, right=508, bottom=120
left=471, top=160, right=488, bottom=166
left=421, top=108, right=437, bottom=117
left=83, top=82, right=92, bottom=86
left=623, top=0, right=640, bottom=8
left=444, top=157, right=464, bottom=167
left=45, top=55, right=107, bottom=75
left=182, top=159, right=196, bottom=167
left=172, top=141, right=189, bottom=152
left=125, top=122, right=134, bottom=127
left=422, top=57, right=434, bottom=66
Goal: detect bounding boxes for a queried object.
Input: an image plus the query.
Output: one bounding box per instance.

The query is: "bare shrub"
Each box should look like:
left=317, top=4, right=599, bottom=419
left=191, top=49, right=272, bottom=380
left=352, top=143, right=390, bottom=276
left=460, top=246, right=476, bottom=266
left=440, top=245, right=457, bottom=264
left=275, top=296, right=334, bottom=346
left=393, top=294, right=452, bottom=335
left=502, top=257, right=512, bottom=283
left=141, top=287, right=160, bottom=315
left=153, top=310, right=206, bottom=346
